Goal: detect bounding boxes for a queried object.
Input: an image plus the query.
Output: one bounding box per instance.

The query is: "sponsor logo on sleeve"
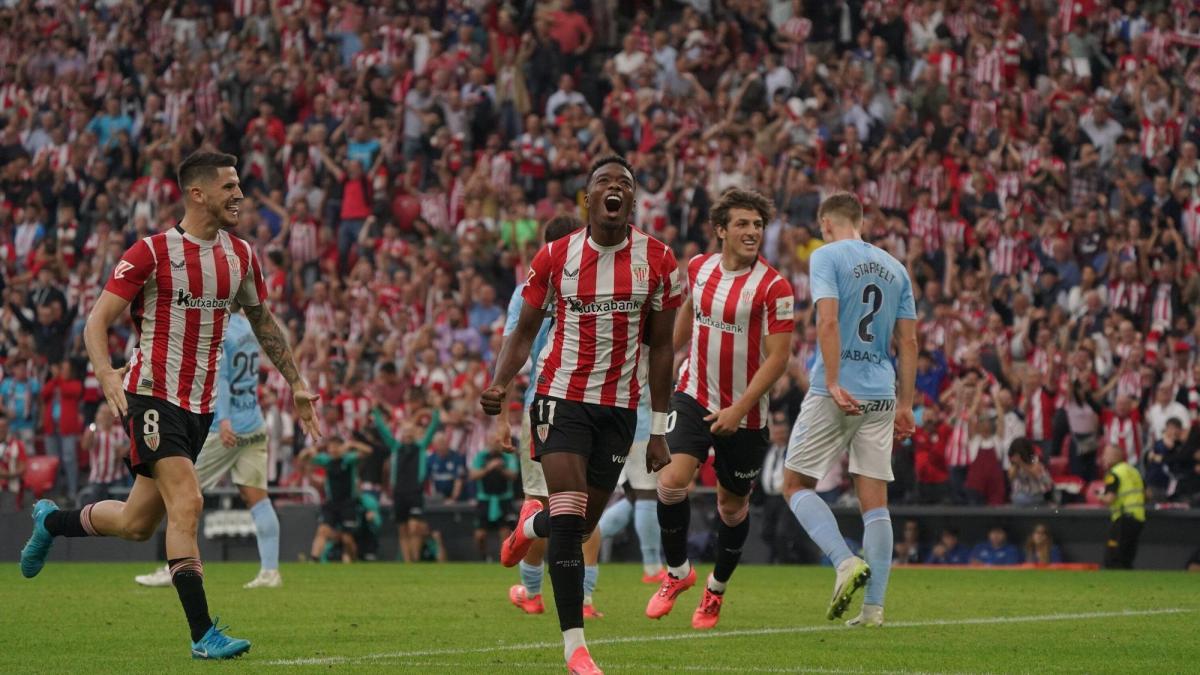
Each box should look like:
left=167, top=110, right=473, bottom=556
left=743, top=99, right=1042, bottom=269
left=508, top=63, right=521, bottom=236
left=776, top=297, right=795, bottom=320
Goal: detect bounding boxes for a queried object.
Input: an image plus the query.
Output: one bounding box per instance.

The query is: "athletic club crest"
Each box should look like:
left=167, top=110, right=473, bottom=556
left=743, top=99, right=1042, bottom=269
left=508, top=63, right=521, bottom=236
left=145, top=433, right=160, bottom=452
left=741, top=289, right=755, bottom=304
left=632, top=265, right=649, bottom=284
left=536, top=424, right=549, bottom=443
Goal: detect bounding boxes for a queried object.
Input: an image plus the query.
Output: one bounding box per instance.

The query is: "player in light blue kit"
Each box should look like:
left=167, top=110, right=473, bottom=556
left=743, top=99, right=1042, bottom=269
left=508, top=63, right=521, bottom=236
left=135, top=312, right=283, bottom=589
left=494, top=215, right=583, bottom=615
left=784, top=193, right=918, bottom=627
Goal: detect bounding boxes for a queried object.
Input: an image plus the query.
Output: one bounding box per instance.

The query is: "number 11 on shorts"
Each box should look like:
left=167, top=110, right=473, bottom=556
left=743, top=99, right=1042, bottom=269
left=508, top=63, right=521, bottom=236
left=538, top=399, right=557, bottom=425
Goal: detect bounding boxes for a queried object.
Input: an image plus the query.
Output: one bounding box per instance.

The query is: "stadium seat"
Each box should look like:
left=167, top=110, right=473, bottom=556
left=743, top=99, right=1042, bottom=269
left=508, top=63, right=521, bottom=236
left=1083, top=480, right=1107, bottom=506
left=23, top=455, right=60, bottom=499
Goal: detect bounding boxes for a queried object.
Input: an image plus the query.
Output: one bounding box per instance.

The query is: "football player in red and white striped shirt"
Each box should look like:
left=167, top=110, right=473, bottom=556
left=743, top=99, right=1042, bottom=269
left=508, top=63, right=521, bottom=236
left=648, top=188, right=794, bottom=629
left=481, top=155, right=682, bottom=674
left=21, top=152, right=321, bottom=660
left=80, top=406, right=128, bottom=503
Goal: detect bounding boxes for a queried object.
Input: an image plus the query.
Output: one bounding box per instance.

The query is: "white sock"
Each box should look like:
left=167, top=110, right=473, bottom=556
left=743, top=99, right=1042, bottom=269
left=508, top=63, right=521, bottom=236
left=668, top=560, right=691, bottom=579
left=583, top=594, right=593, bottom=606
left=707, top=573, right=726, bottom=594
left=523, top=515, right=539, bottom=539
left=562, top=627, right=586, bottom=661
left=644, top=563, right=663, bottom=576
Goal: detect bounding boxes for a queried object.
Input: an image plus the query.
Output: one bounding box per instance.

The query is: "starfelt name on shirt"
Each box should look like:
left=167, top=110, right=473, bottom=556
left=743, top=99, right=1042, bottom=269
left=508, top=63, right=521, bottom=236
left=850, top=261, right=896, bottom=284
left=694, top=308, right=745, bottom=335
left=566, top=297, right=643, bottom=314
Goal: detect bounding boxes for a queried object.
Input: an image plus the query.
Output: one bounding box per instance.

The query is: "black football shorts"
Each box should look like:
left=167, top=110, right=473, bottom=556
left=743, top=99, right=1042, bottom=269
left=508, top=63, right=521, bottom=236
left=529, top=394, right=637, bottom=493
left=123, top=392, right=214, bottom=479
left=667, top=391, right=769, bottom=496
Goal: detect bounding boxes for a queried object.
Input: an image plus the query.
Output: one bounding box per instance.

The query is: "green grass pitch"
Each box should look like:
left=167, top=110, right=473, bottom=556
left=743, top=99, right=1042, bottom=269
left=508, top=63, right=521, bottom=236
left=2, top=562, right=1197, bottom=673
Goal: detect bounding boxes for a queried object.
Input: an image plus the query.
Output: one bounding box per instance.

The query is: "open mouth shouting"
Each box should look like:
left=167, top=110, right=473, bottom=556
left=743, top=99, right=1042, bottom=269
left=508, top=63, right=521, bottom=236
left=225, top=200, right=241, bottom=219
left=602, top=193, right=623, bottom=218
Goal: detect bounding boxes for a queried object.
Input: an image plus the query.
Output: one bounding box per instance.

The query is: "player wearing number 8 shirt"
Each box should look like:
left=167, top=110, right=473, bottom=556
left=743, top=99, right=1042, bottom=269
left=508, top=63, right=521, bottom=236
left=133, top=312, right=284, bottom=590
left=784, top=193, right=918, bottom=628
left=481, top=155, right=683, bottom=675
left=18, top=152, right=322, bottom=661
left=647, top=189, right=795, bottom=630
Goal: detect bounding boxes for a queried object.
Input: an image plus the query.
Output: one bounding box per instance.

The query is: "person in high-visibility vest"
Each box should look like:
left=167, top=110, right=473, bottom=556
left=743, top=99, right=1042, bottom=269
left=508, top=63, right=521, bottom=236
left=1098, top=443, right=1145, bottom=569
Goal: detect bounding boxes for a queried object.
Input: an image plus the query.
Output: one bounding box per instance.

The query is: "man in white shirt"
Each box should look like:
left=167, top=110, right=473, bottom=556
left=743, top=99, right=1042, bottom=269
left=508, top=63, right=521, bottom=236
left=1145, top=382, right=1191, bottom=442
left=1081, top=102, right=1124, bottom=165
left=544, top=74, right=592, bottom=120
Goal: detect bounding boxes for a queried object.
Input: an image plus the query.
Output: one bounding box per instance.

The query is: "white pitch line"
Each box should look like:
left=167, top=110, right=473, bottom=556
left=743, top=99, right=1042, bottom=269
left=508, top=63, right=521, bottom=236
left=265, top=608, right=1190, bottom=667
left=373, top=661, right=960, bottom=674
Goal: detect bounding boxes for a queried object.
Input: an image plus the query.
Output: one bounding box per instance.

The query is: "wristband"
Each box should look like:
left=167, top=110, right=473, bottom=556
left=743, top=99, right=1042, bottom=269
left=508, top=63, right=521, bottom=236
left=651, top=411, right=669, bottom=436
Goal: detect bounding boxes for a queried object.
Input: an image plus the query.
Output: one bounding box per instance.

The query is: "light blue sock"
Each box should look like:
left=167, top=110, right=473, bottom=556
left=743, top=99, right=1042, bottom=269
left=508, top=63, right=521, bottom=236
left=862, top=508, right=892, bottom=606
left=788, top=489, right=853, bottom=568
left=583, top=565, right=598, bottom=602
left=598, top=498, right=633, bottom=538
left=519, top=560, right=544, bottom=596
left=633, top=499, right=662, bottom=573
left=250, top=499, right=280, bottom=571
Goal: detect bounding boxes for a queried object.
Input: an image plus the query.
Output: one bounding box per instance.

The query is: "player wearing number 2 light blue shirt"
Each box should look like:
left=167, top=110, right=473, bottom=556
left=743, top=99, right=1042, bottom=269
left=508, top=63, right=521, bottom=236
left=133, top=312, right=282, bottom=591
left=806, top=237, right=915, bottom=400
left=782, top=193, right=919, bottom=631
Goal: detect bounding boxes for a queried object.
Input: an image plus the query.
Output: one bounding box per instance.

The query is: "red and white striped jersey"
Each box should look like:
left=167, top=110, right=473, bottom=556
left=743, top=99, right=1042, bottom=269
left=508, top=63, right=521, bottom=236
left=973, top=47, right=1004, bottom=93
left=1108, top=280, right=1147, bottom=315
left=877, top=167, right=909, bottom=211
left=334, top=393, right=371, bottom=432
left=287, top=216, right=320, bottom=263
left=1140, top=117, right=1180, bottom=158
left=0, top=437, right=26, bottom=492
left=676, top=254, right=794, bottom=429
left=524, top=227, right=683, bottom=409
left=1102, top=410, right=1143, bottom=464
left=88, top=424, right=128, bottom=484
left=104, top=226, right=268, bottom=415
left=945, top=412, right=971, bottom=468
left=909, top=206, right=941, bottom=252
left=1182, top=199, right=1200, bottom=247
left=1024, top=387, right=1056, bottom=442
left=989, top=234, right=1028, bottom=276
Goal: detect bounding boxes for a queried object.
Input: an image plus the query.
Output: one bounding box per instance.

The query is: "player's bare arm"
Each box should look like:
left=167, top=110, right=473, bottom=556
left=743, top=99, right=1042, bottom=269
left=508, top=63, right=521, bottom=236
left=481, top=301, right=544, bottom=416
left=706, top=332, right=791, bottom=435
left=673, top=296, right=693, bottom=352
left=893, top=318, right=918, bottom=441
left=816, top=297, right=861, bottom=415
left=84, top=290, right=133, bottom=419
left=241, top=302, right=322, bottom=440
left=645, top=305, right=676, bottom=473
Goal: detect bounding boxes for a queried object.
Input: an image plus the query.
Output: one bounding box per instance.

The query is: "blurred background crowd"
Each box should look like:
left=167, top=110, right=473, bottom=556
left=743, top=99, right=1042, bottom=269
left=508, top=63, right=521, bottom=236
left=1, top=0, right=1200, bottom=552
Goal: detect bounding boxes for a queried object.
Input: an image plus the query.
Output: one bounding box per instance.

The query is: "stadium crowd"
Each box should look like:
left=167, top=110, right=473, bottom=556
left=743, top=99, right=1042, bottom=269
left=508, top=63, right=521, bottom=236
left=1, top=0, right=1200, bottom=534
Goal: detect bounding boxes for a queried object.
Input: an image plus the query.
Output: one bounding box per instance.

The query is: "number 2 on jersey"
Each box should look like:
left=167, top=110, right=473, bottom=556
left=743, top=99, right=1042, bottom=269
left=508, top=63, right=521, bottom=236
left=538, top=399, right=557, bottom=425
left=857, top=283, right=883, bottom=343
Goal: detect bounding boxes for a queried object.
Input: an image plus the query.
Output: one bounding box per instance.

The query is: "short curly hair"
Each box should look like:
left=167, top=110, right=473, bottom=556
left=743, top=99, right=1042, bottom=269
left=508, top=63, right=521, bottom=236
left=710, top=188, right=775, bottom=231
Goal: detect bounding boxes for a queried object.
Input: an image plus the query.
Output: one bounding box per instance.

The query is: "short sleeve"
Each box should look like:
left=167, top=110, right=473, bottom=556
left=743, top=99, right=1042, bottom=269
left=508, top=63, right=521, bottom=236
left=472, top=453, right=486, bottom=470
left=809, top=247, right=838, bottom=302
left=103, top=239, right=156, bottom=301
left=503, top=286, right=524, bottom=337
left=650, top=246, right=683, bottom=311
left=897, top=266, right=917, bottom=320
left=312, top=452, right=332, bottom=467
left=1104, top=470, right=1118, bottom=494
left=764, top=277, right=796, bottom=335
left=236, top=245, right=267, bottom=307
left=521, top=243, right=556, bottom=310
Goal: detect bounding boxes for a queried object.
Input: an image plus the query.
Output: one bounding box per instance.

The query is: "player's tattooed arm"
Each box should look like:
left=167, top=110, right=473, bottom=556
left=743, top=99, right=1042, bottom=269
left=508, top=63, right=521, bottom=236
left=242, top=303, right=302, bottom=387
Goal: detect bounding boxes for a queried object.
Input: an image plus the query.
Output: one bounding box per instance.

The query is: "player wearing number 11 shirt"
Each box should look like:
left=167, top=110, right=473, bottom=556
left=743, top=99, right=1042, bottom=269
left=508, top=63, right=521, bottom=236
left=19, top=152, right=321, bottom=661
left=481, top=155, right=683, bottom=675
left=784, top=193, right=918, bottom=629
